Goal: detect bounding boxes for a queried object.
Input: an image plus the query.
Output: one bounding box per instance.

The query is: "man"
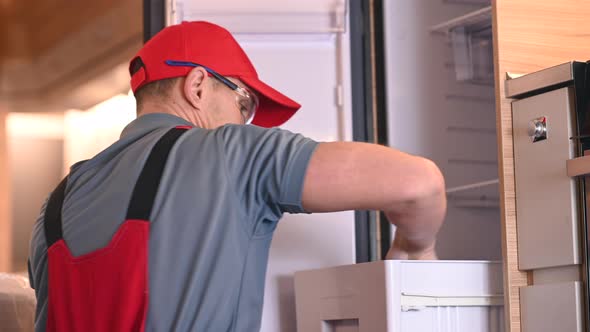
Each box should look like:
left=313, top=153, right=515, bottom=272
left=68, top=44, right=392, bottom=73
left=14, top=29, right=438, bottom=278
left=28, top=21, right=445, bottom=331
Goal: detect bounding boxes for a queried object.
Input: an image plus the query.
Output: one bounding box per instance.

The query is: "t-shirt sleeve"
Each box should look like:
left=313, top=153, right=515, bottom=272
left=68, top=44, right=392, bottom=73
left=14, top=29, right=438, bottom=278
left=217, top=125, right=318, bottom=224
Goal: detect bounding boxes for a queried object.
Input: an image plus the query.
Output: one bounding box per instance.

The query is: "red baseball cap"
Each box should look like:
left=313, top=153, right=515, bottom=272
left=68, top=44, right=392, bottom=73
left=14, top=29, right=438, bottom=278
left=129, top=21, right=301, bottom=127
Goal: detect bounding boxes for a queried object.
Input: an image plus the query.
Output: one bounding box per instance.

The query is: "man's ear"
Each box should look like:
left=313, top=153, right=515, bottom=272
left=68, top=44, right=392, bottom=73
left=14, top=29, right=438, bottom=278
left=183, top=66, right=209, bottom=109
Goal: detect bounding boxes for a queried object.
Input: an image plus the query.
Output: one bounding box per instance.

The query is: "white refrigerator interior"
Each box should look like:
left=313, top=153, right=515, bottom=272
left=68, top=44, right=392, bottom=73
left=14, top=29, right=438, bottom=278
left=168, top=1, right=355, bottom=331
left=383, top=0, right=501, bottom=260
left=274, top=2, right=511, bottom=331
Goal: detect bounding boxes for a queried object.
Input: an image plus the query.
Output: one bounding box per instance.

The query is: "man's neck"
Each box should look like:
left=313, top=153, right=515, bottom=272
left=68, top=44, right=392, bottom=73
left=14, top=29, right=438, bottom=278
left=137, top=101, right=208, bottom=128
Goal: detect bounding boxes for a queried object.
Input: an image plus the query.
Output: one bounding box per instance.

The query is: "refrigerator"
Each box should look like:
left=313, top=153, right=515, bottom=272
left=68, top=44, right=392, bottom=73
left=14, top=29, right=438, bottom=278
left=147, top=0, right=504, bottom=330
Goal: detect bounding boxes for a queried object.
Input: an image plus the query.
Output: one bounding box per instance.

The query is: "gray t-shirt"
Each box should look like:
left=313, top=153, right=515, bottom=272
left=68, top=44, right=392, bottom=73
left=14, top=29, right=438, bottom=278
left=28, top=113, right=318, bottom=331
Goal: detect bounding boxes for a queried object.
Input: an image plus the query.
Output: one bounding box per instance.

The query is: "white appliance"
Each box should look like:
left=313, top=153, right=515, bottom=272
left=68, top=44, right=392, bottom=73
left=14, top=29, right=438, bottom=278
left=294, top=260, right=504, bottom=332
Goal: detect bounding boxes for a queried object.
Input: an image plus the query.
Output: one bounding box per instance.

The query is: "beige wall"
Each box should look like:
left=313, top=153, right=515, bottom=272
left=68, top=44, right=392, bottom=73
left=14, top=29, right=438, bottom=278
left=0, top=112, right=12, bottom=272
left=63, top=95, right=135, bottom=174
left=6, top=112, right=64, bottom=272
left=9, top=138, right=63, bottom=271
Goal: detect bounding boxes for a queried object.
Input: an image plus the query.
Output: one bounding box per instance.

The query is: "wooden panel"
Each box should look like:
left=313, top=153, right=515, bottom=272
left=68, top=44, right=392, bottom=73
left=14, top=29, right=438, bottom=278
left=0, top=0, right=142, bottom=112
left=33, top=0, right=124, bottom=55
left=493, top=1, right=590, bottom=331
left=567, top=155, right=590, bottom=178
left=1, top=0, right=141, bottom=91
left=0, top=111, right=12, bottom=272
left=0, top=0, right=125, bottom=59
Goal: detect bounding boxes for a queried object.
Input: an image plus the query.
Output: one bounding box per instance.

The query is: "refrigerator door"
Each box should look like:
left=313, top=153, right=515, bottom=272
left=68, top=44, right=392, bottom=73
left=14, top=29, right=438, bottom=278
left=512, top=86, right=580, bottom=270
left=165, top=1, right=354, bottom=331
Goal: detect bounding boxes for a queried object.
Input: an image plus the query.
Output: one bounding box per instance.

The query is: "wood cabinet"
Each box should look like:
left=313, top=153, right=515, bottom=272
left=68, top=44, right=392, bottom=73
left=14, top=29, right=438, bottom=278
left=493, top=1, right=590, bottom=331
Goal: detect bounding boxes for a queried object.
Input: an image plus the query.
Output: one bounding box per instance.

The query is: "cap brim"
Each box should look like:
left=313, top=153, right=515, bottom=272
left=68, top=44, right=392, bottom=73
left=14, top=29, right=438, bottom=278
left=239, top=77, right=301, bottom=128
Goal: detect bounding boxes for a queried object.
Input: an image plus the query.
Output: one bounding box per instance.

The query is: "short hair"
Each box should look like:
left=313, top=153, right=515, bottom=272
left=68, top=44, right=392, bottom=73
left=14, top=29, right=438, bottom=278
left=130, top=56, right=180, bottom=110
left=129, top=56, right=220, bottom=111
left=134, top=78, right=180, bottom=108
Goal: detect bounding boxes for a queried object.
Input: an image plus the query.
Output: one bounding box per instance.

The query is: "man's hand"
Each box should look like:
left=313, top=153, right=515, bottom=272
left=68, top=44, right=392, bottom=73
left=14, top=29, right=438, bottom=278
left=385, top=231, right=438, bottom=260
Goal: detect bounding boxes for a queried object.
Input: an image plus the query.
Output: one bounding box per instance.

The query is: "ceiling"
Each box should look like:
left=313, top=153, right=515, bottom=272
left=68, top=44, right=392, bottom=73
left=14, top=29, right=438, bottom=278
left=0, top=0, right=143, bottom=112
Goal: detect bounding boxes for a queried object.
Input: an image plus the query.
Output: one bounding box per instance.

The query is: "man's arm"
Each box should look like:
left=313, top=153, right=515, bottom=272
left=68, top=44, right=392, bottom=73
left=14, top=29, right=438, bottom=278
left=301, top=142, right=446, bottom=259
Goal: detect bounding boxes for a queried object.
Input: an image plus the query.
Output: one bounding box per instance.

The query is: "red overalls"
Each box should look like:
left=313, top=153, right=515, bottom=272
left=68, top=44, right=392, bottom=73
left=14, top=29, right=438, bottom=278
left=42, top=127, right=189, bottom=331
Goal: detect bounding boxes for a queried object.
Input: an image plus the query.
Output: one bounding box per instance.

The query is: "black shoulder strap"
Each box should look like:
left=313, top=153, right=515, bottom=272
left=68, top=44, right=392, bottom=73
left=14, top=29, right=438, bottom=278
left=43, top=176, right=69, bottom=248
left=43, top=127, right=189, bottom=248
left=126, top=127, right=189, bottom=220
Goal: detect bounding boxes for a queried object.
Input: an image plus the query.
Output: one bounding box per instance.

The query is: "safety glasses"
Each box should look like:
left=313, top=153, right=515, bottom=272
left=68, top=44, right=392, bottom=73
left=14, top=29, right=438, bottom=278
left=165, top=60, right=259, bottom=124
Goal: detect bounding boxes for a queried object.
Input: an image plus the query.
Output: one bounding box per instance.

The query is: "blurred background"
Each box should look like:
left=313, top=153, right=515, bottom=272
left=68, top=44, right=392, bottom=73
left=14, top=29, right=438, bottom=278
left=0, top=0, right=143, bottom=272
